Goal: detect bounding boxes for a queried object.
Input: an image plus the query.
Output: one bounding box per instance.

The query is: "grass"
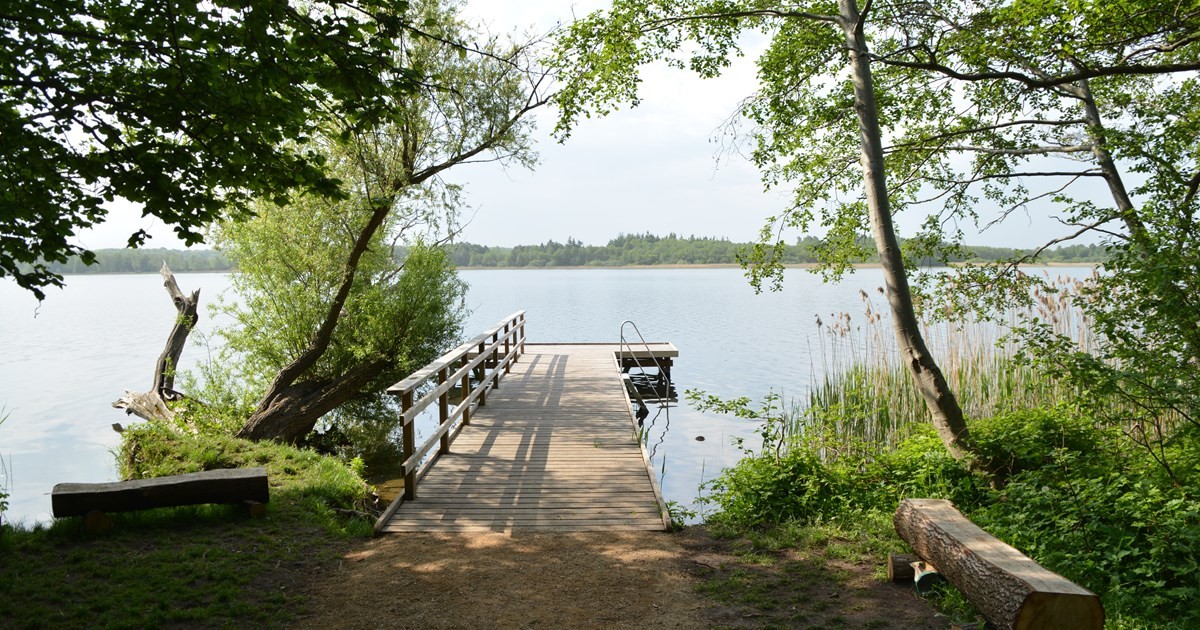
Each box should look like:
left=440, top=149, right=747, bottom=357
left=682, top=519, right=960, bottom=629
left=0, top=427, right=375, bottom=628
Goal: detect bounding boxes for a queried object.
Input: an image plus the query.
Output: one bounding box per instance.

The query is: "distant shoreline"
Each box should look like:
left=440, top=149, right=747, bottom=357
left=56, top=261, right=1099, bottom=275
left=456, top=261, right=1098, bottom=271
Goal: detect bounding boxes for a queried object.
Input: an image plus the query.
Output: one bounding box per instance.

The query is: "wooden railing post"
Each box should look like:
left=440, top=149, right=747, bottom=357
left=519, top=314, right=525, bottom=354
left=460, top=356, right=471, bottom=426
left=477, top=340, right=487, bottom=406
left=401, top=390, right=416, bottom=500
left=438, top=367, right=450, bottom=454
left=503, top=322, right=512, bottom=374
left=491, top=330, right=501, bottom=389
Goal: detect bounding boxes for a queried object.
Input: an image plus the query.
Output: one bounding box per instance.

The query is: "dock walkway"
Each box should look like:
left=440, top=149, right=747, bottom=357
left=378, top=343, right=671, bottom=533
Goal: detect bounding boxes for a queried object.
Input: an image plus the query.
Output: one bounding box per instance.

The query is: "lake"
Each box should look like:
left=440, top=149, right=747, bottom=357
left=0, top=267, right=1090, bottom=525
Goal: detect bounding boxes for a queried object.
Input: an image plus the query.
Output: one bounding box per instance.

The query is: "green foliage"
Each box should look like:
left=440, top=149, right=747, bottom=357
left=972, top=441, right=1200, bottom=626
left=196, top=0, right=542, bottom=444
left=214, top=190, right=466, bottom=396
left=1, top=0, right=424, bottom=297
left=969, top=406, right=1106, bottom=480
left=701, top=447, right=848, bottom=527
left=702, top=394, right=1200, bottom=626
left=119, top=424, right=373, bottom=522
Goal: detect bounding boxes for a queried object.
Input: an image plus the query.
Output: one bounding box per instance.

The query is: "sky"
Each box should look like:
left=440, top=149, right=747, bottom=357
left=73, top=0, right=1100, bottom=252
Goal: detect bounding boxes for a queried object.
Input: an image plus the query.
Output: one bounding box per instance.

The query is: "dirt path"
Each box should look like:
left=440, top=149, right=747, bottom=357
left=297, top=527, right=948, bottom=629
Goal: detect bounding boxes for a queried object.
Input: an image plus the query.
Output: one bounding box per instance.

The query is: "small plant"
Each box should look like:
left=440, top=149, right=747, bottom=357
left=665, top=500, right=697, bottom=530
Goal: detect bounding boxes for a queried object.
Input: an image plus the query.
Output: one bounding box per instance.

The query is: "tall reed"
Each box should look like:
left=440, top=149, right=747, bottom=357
left=790, top=272, right=1098, bottom=453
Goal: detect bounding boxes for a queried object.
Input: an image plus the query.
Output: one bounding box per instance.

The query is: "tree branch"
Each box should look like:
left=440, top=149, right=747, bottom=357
left=641, top=8, right=840, bottom=32
left=884, top=118, right=1089, bottom=152
left=872, top=54, right=1200, bottom=89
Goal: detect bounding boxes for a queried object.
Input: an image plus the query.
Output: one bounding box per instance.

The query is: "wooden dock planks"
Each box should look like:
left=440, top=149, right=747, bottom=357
left=379, top=344, right=669, bottom=533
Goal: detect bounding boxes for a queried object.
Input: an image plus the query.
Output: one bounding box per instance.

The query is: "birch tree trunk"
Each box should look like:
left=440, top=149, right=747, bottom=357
left=838, top=0, right=973, bottom=458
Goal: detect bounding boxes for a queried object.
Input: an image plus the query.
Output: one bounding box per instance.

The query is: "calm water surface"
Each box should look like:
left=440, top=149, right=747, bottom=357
left=0, top=267, right=1090, bottom=524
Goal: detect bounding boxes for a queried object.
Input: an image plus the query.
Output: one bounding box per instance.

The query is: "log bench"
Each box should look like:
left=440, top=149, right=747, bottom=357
left=52, top=468, right=270, bottom=524
left=894, top=498, right=1103, bottom=629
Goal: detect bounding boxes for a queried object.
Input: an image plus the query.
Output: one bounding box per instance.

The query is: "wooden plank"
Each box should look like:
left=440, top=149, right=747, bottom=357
left=402, top=489, right=659, bottom=498
left=52, top=468, right=269, bottom=517
left=384, top=522, right=666, bottom=531
left=408, top=498, right=659, bottom=507
left=417, top=469, right=652, bottom=476
left=380, top=344, right=669, bottom=533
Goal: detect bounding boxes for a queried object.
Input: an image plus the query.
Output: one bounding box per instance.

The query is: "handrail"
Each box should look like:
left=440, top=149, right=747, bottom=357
left=619, top=320, right=673, bottom=462
left=374, top=310, right=526, bottom=534
left=618, top=320, right=672, bottom=399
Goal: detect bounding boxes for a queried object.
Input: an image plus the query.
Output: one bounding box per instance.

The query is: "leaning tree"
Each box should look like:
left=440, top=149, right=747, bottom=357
left=217, top=0, right=551, bottom=443
left=553, top=0, right=975, bottom=457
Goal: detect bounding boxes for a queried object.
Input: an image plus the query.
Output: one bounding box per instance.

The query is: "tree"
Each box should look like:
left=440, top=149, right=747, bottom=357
left=553, top=0, right=975, bottom=457
left=849, top=0, right=1200, bottom=311
left=1, top=0, right=423, bottom=298
left=219, top=0, right=549, bottom=443
left=864, top=0, right=1200, bottom=474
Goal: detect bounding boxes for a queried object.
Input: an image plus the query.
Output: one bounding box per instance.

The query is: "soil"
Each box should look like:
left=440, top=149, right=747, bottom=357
left=296, top=526, right=949, bottom=629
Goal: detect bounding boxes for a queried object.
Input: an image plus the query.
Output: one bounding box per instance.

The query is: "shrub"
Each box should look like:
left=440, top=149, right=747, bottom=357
left=701, top=448, right=849, bottom=526
left=969, top=405, right=1106, bottom=481
left=119, top=425, right=373, bottom=521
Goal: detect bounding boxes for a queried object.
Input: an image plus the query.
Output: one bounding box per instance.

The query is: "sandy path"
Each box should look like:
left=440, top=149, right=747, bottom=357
left=296, top=531, right=708, bottom=629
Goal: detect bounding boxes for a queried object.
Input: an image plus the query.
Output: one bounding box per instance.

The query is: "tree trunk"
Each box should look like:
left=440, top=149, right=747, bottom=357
left=894, top=499, right=1104, bottom=629
left=236, top=358, right=393, bottom=443
left=1076, top=80, right=1200, bottom=358
left=233, top=201, right=393, bottom=443
left=838, top=0, right=973, bottom=458
left=112, top=263, right=200, bottom=423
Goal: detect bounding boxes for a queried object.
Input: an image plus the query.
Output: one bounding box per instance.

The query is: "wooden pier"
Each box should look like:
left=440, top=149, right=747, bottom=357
left=375, top=313, right=676, bottom=534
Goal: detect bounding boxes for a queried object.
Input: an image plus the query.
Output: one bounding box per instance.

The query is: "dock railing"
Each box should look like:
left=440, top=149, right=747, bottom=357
left=374, top=311, right=526, bottom=532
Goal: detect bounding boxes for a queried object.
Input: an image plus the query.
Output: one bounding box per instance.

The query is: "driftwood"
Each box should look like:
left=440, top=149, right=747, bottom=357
left=894, top=498, right=1104, bottom=629
left=51, top=468, right=269, bottom=517
left=112, top=263, right=200, bottom=422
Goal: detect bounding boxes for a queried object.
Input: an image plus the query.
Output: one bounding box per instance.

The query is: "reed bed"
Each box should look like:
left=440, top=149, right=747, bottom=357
left=790, top=272, right=1099, bottom=452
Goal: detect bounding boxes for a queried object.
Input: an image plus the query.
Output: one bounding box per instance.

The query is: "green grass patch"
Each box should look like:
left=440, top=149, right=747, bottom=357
left=0, top=427, right=375, bottom=628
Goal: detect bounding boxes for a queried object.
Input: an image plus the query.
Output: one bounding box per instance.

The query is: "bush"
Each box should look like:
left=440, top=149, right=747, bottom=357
left=969, top=405, right=1105, bottom=481
left=701, top=449, right=848, bottom=526
left=119, top=425, right=373, bottom=523
left=970, top=439, right=1200, bottom=626
left=701, top=404, right=1200, bottom=627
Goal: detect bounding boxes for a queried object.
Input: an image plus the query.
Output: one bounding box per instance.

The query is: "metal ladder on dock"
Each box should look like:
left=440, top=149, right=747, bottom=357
left=618, top=321, right=674, bottom=457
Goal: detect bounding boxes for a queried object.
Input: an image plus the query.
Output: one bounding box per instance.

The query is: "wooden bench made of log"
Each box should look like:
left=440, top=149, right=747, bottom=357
left=52, top=468, right=269, bottom=518
left=894, top=498, right=1103, bottom=630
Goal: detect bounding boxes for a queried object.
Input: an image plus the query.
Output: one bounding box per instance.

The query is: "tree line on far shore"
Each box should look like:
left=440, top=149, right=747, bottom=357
left=37, top=234, right=1107, bottom=275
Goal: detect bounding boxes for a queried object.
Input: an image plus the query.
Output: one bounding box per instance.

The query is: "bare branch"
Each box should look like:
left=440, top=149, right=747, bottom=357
left=884, top=118, right=1089, bottom=152
left=1000, top=221, right=1107, bottom=272
left=936, top=143, right=1093, bottom=156
left=871, top=53, right=1200, bottom=89
left=982, top=175, right=1087, bottom=230
left=641, top=8, right=840, bottom=32
left=924, top=170, right=1105, bottom=185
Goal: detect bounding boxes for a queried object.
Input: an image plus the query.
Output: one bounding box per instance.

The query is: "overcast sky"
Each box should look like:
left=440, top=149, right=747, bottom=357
left=74, top=0, right=1098, bottom=252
